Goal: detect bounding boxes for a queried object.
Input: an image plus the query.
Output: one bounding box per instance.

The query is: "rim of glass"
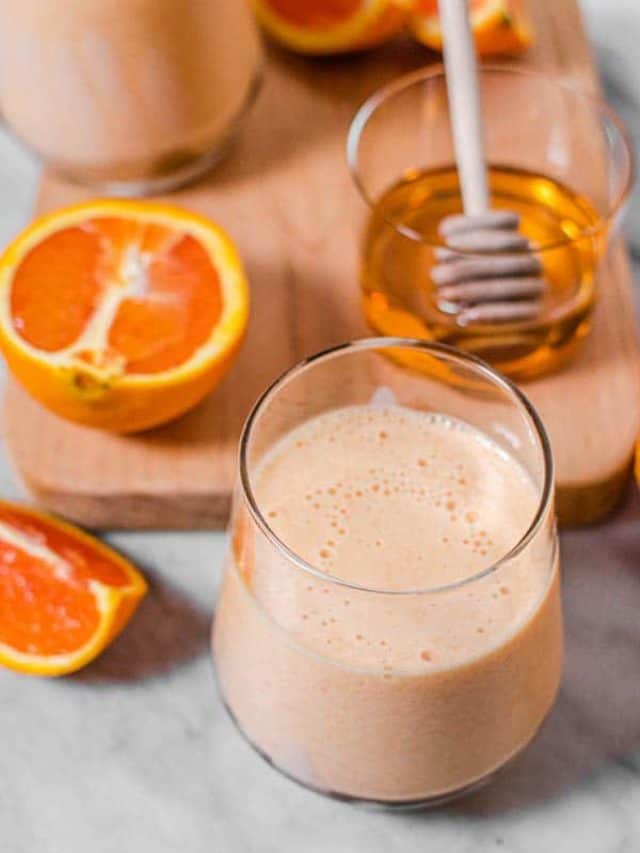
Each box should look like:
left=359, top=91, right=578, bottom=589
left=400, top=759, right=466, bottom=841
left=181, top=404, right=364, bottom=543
left=238, top=338, right=555, bottom=597
left=346, top=64, right=635, bottom=254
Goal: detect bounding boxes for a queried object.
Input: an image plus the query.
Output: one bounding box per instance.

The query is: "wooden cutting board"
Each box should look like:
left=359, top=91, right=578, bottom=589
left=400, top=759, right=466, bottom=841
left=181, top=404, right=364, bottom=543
left=3, top=0, right=639, bottom=529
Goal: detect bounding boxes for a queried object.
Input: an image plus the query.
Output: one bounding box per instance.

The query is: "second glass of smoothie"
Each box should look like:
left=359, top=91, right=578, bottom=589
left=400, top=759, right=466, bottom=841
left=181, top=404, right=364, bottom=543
left=213, top=338, right=563, bottom=806
left=0, top=0, right=262, bottom=193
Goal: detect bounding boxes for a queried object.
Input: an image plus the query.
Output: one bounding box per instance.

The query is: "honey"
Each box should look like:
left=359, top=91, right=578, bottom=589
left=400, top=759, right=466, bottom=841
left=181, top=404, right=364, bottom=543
left=361, top=165, right=604, bottom=378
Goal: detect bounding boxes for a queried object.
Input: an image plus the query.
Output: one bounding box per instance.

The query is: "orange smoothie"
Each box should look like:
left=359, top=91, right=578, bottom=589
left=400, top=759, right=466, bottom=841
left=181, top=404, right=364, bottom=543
left=0, top=0, right=261, bottom=187
left=214, top=404, right=562, bottom=803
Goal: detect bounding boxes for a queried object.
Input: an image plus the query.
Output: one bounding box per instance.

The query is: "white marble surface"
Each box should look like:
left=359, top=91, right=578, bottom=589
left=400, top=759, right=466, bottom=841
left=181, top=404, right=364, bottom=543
left=2, top=2, right=640, bottom=851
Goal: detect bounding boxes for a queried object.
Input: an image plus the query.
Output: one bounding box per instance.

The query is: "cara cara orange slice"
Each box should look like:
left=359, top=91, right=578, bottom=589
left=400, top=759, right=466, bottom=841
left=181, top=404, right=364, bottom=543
left=252, top=0, right=409, bottom=55
left=0, top=200, right=249, bottom=432
left=410, top=0, right=533, bottom=56
left=0, top=501, right=147, bottom=677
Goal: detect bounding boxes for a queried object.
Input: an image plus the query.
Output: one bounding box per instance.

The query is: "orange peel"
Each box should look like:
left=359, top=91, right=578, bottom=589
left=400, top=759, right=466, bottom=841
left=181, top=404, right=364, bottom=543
left=410, top=0, right=533, bottom=56
left=252, top=0, right=409, bottom=55
left=0, top=501, right=147, bottom=677
left=0, top=199, right=249, bottom=432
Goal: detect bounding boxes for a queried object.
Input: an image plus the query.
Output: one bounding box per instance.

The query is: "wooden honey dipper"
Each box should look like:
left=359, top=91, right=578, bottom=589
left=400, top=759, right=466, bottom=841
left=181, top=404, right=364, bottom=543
left=432, top=0, right=545, bottom=325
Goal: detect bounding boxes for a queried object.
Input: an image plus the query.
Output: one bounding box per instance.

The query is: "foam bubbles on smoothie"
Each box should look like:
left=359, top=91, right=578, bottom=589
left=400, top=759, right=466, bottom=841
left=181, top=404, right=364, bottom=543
left=250, top=402, right=545, bottom=671
left=254, top=403, right=537, bottom=593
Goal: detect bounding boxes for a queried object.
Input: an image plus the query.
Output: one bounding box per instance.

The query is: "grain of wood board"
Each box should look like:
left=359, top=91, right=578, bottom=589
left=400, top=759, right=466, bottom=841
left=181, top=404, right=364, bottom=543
left=3, top=0, right=639, bottom=529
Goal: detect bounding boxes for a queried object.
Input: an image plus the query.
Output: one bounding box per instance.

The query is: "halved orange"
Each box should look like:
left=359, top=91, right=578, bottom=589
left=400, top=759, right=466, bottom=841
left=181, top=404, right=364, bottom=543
left=252, top=0, right=409, bottom=55
left=0, top=200, right=249, bottom=432
left=0, top=501, right=147, bottom=676
left=410, top=0, right=533, bottom=56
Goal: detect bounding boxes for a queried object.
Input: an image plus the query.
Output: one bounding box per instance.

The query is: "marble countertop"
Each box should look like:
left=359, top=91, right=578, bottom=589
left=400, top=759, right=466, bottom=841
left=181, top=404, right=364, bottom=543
left=2, top=2, right=640, bottom=851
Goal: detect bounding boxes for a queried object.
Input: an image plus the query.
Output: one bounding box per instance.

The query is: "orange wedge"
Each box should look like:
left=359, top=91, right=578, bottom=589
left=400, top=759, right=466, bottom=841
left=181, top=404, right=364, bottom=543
left=252, top=0, right=409, bottom=55
left=0, top=200, right=249, bottom=433
left=0, top=501, right=147, bottom=676
left=410, top=0, right=533, bottom=56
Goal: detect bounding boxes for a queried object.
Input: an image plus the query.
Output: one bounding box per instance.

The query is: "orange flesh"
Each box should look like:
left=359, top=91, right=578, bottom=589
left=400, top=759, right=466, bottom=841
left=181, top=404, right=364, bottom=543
left=0, top=506, right=130, bottom=656
left=266, top=0, right=361, bottom=28
left=415, top=0, right=487, bottom=14
left=10, top=217, right=223, bottom=375
left=414, top=0, right=438, bottom=12
left=9, top=227, right=103, bottom=352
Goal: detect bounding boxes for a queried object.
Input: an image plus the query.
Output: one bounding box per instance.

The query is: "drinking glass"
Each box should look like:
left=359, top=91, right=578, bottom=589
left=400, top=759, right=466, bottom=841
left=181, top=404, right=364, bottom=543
left=0, top=0, right=262, bottom=194
left=347, top=67, right=634, bottom=379
left=213, top=338, right=562, bottom=807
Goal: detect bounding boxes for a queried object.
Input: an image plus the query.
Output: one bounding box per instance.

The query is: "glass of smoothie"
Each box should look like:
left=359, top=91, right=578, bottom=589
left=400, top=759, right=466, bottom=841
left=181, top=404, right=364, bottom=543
left=0, top=0, right=262, bottom=194
left=213, top=338, right=563, bottom=806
